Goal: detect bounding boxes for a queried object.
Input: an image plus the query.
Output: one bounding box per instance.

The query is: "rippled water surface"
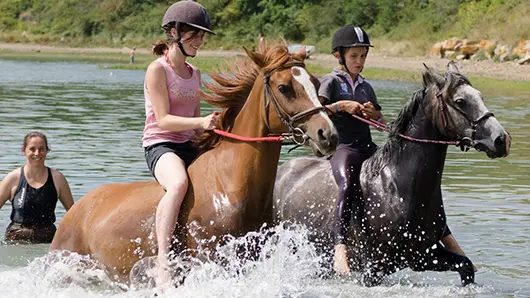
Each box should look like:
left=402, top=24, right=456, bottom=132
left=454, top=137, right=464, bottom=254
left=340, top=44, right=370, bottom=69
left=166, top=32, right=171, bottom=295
left=0, top=59, right=528, bottom=297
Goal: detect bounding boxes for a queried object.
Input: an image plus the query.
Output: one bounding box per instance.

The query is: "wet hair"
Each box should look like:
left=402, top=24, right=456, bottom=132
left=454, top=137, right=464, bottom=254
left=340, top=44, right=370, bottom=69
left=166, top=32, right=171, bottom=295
left=22, top=131, right=50, bottom=152
left=152, top=23, right=203, bottom=56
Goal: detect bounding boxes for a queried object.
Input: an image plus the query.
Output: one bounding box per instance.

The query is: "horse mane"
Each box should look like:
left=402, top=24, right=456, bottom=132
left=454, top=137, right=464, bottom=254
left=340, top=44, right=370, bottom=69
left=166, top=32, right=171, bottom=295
left=196, top=43, right=305, bottom=152
left=367, top=69, right=471, bottom=172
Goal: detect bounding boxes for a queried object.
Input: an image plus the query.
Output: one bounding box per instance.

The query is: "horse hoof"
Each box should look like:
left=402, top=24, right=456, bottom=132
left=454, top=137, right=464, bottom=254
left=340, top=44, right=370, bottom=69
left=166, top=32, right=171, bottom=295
left=361, top=274, right=383, bottom=287
left=461, top=274, right=475, bottom=286
left=459, top=263, right=475, bottom=286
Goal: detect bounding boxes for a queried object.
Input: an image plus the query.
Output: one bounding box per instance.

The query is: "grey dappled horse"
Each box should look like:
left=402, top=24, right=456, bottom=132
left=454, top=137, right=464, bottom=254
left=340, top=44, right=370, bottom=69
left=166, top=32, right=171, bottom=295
left=273, top=62, right=510, bottom=286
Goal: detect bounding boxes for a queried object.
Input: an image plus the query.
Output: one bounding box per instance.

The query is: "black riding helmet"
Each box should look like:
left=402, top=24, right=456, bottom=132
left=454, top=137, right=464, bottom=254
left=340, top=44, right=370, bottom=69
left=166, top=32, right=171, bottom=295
left=332, top=25, right=373, bottom=73
left=162, top=1, right=215, bottom=57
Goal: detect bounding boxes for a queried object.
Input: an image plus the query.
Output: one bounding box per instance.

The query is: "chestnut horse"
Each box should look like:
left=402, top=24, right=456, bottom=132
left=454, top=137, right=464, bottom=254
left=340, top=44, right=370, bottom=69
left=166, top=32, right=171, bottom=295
left=49, top=44, right=338, bottom=282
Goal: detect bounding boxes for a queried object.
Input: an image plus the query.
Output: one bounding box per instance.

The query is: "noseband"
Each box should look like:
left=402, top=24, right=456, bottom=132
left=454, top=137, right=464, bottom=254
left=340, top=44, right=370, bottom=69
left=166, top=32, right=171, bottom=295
left=436, top=91, right=494, bottom=150
left=263, top=62, right=328, bottom=145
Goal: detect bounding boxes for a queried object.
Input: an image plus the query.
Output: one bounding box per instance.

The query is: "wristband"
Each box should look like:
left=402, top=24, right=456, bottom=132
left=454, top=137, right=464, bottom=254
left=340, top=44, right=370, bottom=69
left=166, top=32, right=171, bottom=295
left=376, top=114, right=383, bottom=122
left=334, top=103, right=339, bottom=113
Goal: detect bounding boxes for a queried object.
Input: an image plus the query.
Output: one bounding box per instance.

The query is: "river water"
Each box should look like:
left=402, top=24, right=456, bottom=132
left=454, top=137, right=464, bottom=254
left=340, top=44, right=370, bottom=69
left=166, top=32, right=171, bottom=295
left=0, top=59, right=528, bottom=297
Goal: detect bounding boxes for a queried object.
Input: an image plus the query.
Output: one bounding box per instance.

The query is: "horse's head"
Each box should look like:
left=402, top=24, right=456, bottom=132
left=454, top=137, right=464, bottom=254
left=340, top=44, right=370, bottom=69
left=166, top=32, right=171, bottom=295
left=244, top=45, right=338, bottom=156
left=423, top=61, right=510, bottom=158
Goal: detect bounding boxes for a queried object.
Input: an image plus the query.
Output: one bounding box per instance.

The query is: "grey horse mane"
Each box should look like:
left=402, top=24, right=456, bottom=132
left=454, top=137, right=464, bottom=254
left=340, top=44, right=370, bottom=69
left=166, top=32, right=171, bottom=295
left=367, top=68, right=472, bottom=172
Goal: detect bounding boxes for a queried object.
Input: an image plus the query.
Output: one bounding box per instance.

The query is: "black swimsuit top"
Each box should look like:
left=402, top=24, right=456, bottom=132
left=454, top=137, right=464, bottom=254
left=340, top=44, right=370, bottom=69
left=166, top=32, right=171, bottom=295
left=10, top=167, right=58, bottom=226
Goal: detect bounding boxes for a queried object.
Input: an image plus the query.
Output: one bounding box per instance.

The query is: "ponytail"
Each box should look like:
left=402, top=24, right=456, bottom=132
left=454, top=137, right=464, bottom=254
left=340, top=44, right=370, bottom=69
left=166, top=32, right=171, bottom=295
left=152, top=40, right=169, bottom=56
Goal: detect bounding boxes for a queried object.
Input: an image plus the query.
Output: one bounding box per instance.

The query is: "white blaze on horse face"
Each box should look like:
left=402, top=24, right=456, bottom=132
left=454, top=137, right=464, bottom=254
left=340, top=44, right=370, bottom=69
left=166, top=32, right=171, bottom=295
left=461, top=85, right=501, bottom=134
left=291, top=66, right=334, bottom=125
left=292, top=66, right=320, bottom=107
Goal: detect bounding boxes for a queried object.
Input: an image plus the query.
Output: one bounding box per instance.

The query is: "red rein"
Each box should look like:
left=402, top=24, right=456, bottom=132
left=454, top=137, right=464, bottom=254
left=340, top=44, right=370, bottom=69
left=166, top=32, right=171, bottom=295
left=212, top=129, right=285, bottom=142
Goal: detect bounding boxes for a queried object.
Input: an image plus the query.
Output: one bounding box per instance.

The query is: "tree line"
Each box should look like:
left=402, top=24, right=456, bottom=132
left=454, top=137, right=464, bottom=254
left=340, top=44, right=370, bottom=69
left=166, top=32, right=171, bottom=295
left=1, top=0, right=527, bottom=52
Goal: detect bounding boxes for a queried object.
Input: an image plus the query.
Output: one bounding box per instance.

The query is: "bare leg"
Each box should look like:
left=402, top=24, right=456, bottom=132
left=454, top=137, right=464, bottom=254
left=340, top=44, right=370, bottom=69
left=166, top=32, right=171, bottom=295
left=441, top=234, right=478, bottom=272
left=334, top=244, right=350, bottom=276
left=153, top=153, right=189, bottom=288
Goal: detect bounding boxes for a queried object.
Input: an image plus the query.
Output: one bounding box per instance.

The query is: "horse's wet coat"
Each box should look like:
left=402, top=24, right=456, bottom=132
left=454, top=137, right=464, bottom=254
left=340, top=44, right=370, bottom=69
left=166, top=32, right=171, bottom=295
left=49, top=44, right=339, bottom=282
left=274, top=62, right=510, bottom=286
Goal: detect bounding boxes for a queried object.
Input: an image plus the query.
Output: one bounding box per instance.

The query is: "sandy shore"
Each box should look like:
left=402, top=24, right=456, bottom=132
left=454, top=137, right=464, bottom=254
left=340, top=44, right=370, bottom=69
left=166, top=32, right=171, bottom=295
left=310, top=53, right=530, bottom=81
left=1, top=42, right=529, bottom=81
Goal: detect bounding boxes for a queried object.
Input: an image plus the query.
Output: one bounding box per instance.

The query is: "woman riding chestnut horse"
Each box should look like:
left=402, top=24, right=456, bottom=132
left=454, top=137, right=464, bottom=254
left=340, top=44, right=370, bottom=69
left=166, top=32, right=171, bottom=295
left=49, top=43, right=338, bottom=284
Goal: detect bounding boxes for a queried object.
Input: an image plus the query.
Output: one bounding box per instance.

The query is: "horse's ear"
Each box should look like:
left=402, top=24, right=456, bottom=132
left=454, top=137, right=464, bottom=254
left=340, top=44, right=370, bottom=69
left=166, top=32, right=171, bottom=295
left=423, top=63, right=431, bottom=71
left=447, top=60, right=460, bottom=73
left=422, top=65, right=445, bottom=89
left=291, top=45, right=307, bottom=61
left=243, top=47, right=266, bottom=68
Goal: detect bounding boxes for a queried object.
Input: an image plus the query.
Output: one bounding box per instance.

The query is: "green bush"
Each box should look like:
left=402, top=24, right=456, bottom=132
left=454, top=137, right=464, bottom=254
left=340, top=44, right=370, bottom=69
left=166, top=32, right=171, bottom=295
left=0, top=0, right=527, bottom=55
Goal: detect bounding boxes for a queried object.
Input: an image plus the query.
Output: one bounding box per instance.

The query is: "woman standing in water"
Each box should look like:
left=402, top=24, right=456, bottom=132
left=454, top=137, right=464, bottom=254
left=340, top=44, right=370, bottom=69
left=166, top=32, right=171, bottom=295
left=0, top=131, right=74, bottom=243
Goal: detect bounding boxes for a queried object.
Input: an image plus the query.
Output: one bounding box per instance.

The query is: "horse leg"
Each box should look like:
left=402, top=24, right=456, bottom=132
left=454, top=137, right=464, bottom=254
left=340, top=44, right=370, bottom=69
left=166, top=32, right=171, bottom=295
left=213, top=227, right=278, bottom=277
left=312, top=233, right=335, bottom=278
left=412, top=243, right=475, bottom=286
left=360, top=265, right=390, bottom=287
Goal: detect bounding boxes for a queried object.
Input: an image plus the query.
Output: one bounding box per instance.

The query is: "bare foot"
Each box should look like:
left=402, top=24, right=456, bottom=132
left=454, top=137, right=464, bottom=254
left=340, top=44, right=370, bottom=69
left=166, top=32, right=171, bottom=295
left=155, top=257, right=172, bottom=290
left=333, top=244, right=350, bottom=276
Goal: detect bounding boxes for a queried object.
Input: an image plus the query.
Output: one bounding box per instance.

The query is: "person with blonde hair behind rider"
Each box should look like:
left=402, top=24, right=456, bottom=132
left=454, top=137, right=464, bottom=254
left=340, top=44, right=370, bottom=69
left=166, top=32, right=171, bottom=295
left=142, top=0, right=219, bottom=287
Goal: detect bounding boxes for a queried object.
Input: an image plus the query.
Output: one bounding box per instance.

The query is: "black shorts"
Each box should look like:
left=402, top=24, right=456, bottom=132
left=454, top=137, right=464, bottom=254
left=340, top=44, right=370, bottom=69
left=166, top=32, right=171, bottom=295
left=144, top=141, right=199, bottom=178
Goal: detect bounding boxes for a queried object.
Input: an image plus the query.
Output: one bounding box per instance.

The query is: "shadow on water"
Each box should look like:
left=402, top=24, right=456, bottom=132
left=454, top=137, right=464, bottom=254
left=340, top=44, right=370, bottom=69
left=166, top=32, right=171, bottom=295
left=0, top=59, right=528, bottom=297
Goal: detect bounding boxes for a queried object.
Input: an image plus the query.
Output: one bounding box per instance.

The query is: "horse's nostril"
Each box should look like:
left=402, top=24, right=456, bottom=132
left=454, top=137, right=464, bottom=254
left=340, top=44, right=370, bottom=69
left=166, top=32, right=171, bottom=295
left=318, top=128, right=325, bottom=140
left=494, top=135, right=505, bottom=148
left=316, top=127, right=338, bottom=149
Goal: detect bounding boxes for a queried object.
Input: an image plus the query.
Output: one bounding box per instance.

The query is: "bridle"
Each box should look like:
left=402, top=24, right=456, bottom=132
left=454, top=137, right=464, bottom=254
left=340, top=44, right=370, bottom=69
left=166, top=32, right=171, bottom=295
left=436, top=90, right=494, bottom=150
left=349, top=87, right=495, bottom=150
left=262, top=62, right=328, bottom=145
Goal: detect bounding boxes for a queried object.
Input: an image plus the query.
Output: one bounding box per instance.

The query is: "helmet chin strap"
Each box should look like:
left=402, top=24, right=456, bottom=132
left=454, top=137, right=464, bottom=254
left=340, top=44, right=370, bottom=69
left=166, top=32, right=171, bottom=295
left=177, top=40, right=194, bottom=58
left=339, top=49, right=351, bottom=74
left=175, top=23, right=195, bottom=58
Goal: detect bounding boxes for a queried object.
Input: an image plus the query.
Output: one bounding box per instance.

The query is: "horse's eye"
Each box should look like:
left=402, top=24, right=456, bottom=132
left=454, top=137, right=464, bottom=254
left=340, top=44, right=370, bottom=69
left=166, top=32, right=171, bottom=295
left=278, top=85, right=288, bottom=93
left=455, top=98, right=466, bottom=106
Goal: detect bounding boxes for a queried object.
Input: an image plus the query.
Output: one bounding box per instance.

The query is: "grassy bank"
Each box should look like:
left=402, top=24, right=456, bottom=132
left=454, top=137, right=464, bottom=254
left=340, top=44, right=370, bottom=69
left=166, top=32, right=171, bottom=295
left=2, top=48, right=528, bottom=98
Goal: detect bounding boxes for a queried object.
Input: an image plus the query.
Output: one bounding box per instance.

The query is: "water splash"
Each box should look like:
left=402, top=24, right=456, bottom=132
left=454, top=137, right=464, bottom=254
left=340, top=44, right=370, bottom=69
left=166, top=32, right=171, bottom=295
left=0, top=224, right=497, bottom=297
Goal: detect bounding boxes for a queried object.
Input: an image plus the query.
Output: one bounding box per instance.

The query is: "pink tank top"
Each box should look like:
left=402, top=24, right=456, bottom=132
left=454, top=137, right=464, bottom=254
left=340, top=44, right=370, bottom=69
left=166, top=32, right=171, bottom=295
left=142, top=58, right=201, bottom=147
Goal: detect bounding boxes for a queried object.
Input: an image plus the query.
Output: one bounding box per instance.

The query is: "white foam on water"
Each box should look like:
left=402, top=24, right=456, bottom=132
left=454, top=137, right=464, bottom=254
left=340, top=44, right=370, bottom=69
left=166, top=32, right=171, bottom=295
left=0, top=224, right=497, bottom=298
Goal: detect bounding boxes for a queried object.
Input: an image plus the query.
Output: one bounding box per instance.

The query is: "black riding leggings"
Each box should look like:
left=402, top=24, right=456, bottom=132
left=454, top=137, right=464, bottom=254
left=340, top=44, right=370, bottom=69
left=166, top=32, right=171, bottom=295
left=330, top=145, right=376, bottom=245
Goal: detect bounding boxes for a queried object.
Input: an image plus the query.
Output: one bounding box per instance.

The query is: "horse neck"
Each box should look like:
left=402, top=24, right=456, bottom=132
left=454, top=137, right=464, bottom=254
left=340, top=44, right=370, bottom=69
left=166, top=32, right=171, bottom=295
left=392, top=102, right=452, bottom=231
left=222, top=79, right=283, bottom=191
left=397, top=99, right=449, bottom=185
